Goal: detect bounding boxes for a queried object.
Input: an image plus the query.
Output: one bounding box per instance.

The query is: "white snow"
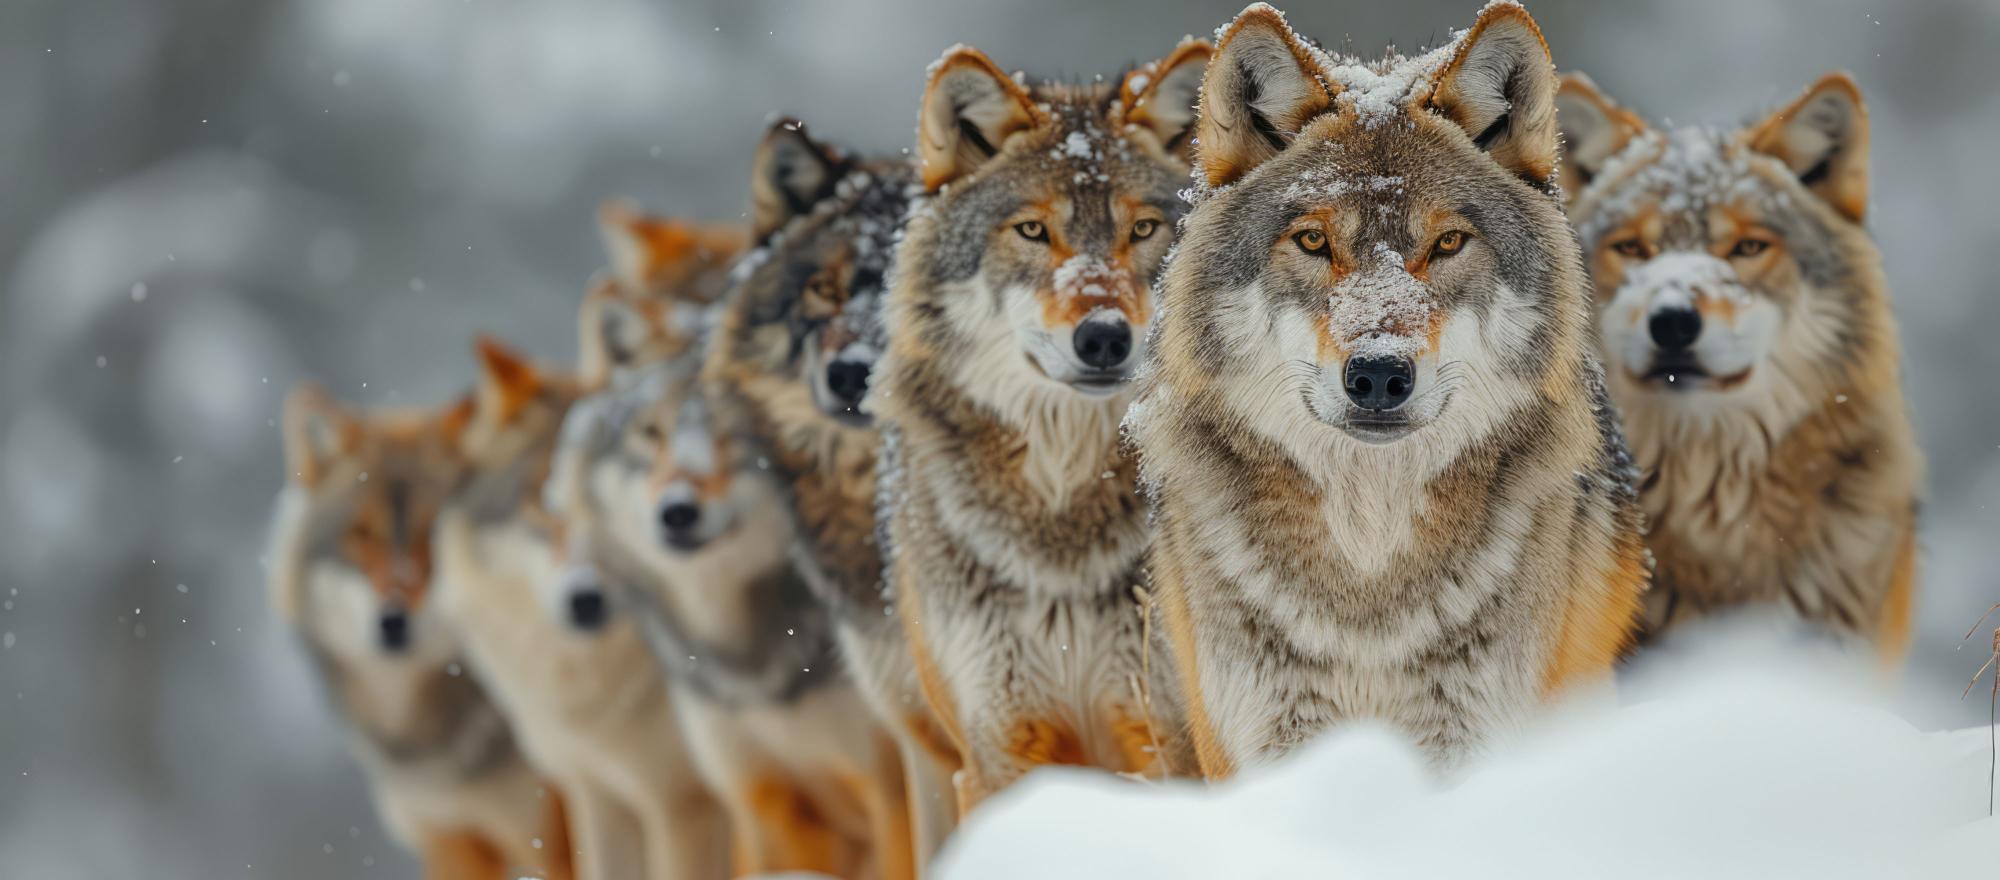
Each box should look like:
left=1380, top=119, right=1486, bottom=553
left=1062, top=130, right=1095, bottom=159
left=1328, top=241, right=1434, bottom=360
left=939, top=637, right=2000, bottom=879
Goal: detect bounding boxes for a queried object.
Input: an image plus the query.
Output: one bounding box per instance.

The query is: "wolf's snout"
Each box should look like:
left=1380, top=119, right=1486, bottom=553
left=656, top=497, right=703, bottom=550
left=567, top=589, right=608, bottom=631
left=377, top=608, right=410, bottom=653
left=1073, top=318, right=1133, bottom=369
left=825, top=360, right=870, bottom=408
left=1648, top=306, right=1702, bottom=352
left=1344, top=356, right=1415, bottom=412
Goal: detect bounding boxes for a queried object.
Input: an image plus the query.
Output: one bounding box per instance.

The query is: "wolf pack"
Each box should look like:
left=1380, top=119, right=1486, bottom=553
left=266, top=3, right=1924, bottom=877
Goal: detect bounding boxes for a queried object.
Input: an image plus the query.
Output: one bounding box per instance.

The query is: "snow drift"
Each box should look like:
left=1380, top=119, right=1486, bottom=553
left=937, top=631, right=1999, bottom=878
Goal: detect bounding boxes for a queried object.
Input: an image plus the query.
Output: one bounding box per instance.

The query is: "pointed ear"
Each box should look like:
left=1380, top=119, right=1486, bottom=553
left=282, top=382, right=357, bottom=487
left=1196, top=6, right=1333, bottom=188
left=1746, top=72, right=1869, bottom=222
left=1425, top=3, right=1560, bottom=186
left=577, top=281, right=652, bottom=384
left=1121, top=40, right=1213, bottom=164
left=1555, top=72, right=1648, bottom=203
left=918, top=45, right=1044, bottom=191
left=473, top=335, right=541, bottom=422
left=436, top=393, right=477, bottom=448
left=598, top=199, right=654, bottom=291
left=750, top=118, right=848, bottom=243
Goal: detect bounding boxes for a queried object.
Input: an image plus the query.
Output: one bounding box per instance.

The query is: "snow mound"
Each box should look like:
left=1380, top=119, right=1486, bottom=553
left=938, top=658, right=1998, bottom=878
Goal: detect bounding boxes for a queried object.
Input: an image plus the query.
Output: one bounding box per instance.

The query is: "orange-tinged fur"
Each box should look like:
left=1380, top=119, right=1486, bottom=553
left=738, top=776, right=851, bottom=877
left=1155, top=559, right=1234, bottom=781
left=1542, top=533, right=1648, bottom=697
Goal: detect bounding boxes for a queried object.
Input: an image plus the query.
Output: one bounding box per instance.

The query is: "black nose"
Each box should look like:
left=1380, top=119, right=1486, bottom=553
left=659, top=501, right=700, bottom=532
left=1073, top=320, right=1132, bottom=370
left=1648, top=307, right=1702, bottom=351
left=377, top=610, right=410, bottom=653
left=568, top=590, right=607, bottom=631
left=825, top=360, right=870, bottom=406
left=1343, top=356, right=1416, bottom=412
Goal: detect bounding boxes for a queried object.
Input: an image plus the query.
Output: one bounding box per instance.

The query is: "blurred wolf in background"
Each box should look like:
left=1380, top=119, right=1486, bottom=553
left=579, top=204, right=746, bottom=385
left=1130, top=4, right=1646, bottom=777
left=435, top=338, right=728, bottom=880
left=269, top=385, right=573, bottom=880
left=873, top=39, right=1210, bottom=807
left=1557, top=71, right=1922, bottom=660
left=557, top=358, right=915, bottom=880
left=704, top=119, right=961, bottom=861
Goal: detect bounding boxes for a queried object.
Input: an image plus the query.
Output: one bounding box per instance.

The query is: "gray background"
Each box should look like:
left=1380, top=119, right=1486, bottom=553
left=2, top=1, right=1996, bottom=876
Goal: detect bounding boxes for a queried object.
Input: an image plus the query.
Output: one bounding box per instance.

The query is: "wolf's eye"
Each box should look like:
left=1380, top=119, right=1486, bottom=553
left=1293, top=229, right=1329, bottom=257
left=1728, top=238, right=1770, bottom=259
left=1131, top=219, right=1160, bottom=242
left=1432, top=230, right=1469, bottom=257
left=640, top=423, right=664, bottom=444
left=1610, top=239, right=1647, bottom=259
left=1014, top=221, right=1049, bottom=243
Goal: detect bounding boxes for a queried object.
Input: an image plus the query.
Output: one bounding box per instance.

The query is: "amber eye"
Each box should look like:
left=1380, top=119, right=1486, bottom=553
left=1131, top=218, right=1160, bottom=242
left=1433, top=230, right=1469, bottom=257
left=1014, top=221, right=1049, bottom=243
left=1293, top=229, right=1329, bottom=257
left=1610, top=239, right=1647, bottom=259
left=1729, top=238, right=1770, bottom=258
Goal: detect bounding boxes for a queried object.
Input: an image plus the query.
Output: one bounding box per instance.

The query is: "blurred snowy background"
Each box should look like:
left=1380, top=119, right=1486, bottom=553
left=1, top=0, right=1996, bottom=876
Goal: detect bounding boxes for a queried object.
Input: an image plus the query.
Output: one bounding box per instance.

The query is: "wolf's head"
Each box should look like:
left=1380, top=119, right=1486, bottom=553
left=278, top=385, right=472, bottom=663
left=583, top=363, right=784, bottom=563
left=1140, top=3, right=1586, bottom=458
left=891, top=40, right=1211, bottom=409
left=580, top=207, right=747, bottom=386
left=713, top=119, right=912, bottom=429
left=1558, top=72, right=1880, bottom=422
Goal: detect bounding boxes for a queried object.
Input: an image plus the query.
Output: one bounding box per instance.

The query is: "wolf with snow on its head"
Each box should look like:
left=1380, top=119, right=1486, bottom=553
left=1131, top=2, right=1648, bottom=777
left=1557, top=71, right=1922, bottom=659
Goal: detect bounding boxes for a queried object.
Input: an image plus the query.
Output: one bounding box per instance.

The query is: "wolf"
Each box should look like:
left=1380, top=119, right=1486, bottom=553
left=1556, top=71, right=1922, bottom=660
left=871, top=38, right=1211, bottom=806
left=703, top=118, right=964, bottom=861
left=269, top=385, right=573, bottom=879
left=559, top=358, right=914, bottom=880
left=433, top=338, right=729, bottom=880
left=580, top=203, right=745, bottom=386
left=1128, top=3, right=1648, bottom=777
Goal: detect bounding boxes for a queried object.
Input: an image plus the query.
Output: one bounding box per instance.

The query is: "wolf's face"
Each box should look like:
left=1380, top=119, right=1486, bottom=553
left=587, top=365, right=776, bottom=561
left=901, top=41, right=1210, bottom=401
left=725, top=120, right=910, bottom=427
left=1559, top=73, right=1876, bottom=414
left=1153, top=5, right=1579, bottom=451
left=282, top=386, right=472, bottom=663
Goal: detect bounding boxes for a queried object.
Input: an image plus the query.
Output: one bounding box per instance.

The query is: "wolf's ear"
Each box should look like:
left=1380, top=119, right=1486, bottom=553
left=1555, top=72, right=1648, bottom=202
left=1426, top=4, right=1560, bottom=187
left=1121, top=40, right=1213, bottom=164
left=436, top=393, right=477, bottom=448
left=918, top=45, right=1043, bottom=191
left=596, top=201, right=684, bottom=290
left=577, top=282, right=652, bottom=384
left=751, top=119, right=848, bottom=243
left=473, top=335, right=541, bottom=423
left=283, top=382, right=357, bottom=487
left=1746, top=72, right=1869, bottom=222
left=1196, top=6, right=1332, bottom=188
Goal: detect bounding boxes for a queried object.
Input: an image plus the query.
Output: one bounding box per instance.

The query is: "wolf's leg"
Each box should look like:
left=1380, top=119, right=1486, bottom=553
left=734, top=775, right=848, bottom=875
left=630, top=775, right=730, bottom=880
left=900, top=734, right=958, bottom=873
left=848, top=735, right=916, bottom=880
left=421, top=830, right=505, bottom=880
left=566, top=780, right=645, bottom=880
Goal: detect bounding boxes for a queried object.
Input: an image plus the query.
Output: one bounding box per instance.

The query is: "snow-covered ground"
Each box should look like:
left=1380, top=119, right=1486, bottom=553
left=940, top=627, right=2000, bottom=878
